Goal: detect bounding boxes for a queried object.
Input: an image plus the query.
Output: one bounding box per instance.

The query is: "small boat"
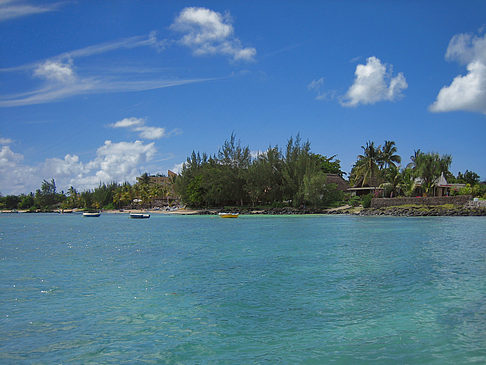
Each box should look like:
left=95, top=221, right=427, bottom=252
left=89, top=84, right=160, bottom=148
left=83, top=212, right=100, bottom=217
left=218, top=212, right=239, bottom=218
left=130, top=213, right=150, bottom=219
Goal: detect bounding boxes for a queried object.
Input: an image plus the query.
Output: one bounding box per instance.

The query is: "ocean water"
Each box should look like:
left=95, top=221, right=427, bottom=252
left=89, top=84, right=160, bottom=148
left=0, top=213, right=485, bottom=364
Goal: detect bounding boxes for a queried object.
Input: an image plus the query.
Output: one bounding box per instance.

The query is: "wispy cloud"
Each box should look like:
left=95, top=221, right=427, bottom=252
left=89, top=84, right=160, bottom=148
left=307, top=77, right=328, bottom=101
left=59, top=31, right=167, bottom=60
left=0, top=70, right=214, bottom=107
left=0, top=137, right=13, bottom=144
left=0, top=0, right=64, bottom=22
left=0, top=6, right=254, bottom=107
left=109, top=117, right=179, bottom=140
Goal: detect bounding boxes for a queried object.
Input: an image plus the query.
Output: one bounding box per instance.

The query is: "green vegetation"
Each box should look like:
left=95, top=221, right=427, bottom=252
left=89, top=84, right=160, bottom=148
left=0, top=176, right=169, bottom=212
left=174, top=134, right=345, bottom=208
left=1, top=136, right=484, bottom=212
left=349, top=141, right=486, bottom=199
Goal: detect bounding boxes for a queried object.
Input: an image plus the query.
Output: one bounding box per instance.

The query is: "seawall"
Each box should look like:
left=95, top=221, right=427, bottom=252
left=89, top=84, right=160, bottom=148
left=371, top=195, right=472, bottom=208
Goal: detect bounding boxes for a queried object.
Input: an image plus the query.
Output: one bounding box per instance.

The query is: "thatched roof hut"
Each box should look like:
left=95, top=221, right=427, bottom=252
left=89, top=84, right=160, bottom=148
left=326, top=174, right=350, bottom=191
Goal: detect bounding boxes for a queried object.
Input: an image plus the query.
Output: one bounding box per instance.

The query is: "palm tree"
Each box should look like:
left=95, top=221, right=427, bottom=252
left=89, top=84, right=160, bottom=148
left=352, top=141, right=382, bottom=187
left=380, top=165, right=402, bottom=197
left=414, top=153, right=452, bottom=196
left=406, top=149, right=422, bottom=170
left=380, top=140, right=401, bottom=169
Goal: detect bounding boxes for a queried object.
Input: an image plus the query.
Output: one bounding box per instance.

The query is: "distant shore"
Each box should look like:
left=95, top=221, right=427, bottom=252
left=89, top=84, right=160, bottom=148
left=3, top=205, right=485, bottom=217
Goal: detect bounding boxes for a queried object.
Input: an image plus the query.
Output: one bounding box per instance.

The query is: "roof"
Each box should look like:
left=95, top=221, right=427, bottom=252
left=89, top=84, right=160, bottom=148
left=347, top=186, right=383, bottom=191
left=326, top=174, right=349, bottom=191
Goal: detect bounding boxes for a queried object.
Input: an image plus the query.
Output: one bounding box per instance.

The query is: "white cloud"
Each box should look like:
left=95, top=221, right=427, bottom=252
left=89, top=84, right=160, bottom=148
left=430, top=31, right=486, bottom=114
left=0, top=76, right=212, bottom=107
left=0, top=30, right=216, bottom=107
left=0, top=145, right=23, bottom=164
left=307, top=77, right=331, bottom=100
left=171, top=162, right=185, bottom=174
left=341, top=56, right=407, bottom=107
left=250, top=150, right=263, bottom=159
left=0, top=0, right=63, bottom=22
left=134, top=126, right=165, bottom=140
left=110, top=117, right=166, bottom=140
left=0, top=137, right=13, bottom=144
left=111, top=117, right=144, bottom=128
left=171, top=7, right=256, bottom=61
left=34, top=60, right=75, bottom=82
left=0, top=141, right=157, bottom=195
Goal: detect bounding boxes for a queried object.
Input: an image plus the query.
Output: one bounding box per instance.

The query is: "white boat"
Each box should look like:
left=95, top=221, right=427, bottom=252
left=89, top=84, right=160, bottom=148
left=218, top=212, right=239, bottom=218
left=83, top=212, right=100, bottom=217
left=129, top=213, right=150, bottom=219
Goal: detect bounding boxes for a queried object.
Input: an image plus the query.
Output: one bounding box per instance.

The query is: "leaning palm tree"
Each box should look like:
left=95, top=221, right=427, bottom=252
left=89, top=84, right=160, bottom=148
left=380, top=140, right=401, bottom=169
left=352, top=141, right=382, bottom=187
left=406, top=149, right=423, bottom=170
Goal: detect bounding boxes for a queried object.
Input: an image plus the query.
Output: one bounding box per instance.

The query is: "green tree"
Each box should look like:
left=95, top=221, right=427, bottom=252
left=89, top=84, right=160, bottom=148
left=380, top=140, right=401, bottom=169
left=380, top=166, right=402, bottom=197
left=456, top=170, right=480, bottom=185
left=414, top=152, right=452, bottom=196
left=351, top=141, right=382, bottom=187
left=19, top=193, right=35, bottom=209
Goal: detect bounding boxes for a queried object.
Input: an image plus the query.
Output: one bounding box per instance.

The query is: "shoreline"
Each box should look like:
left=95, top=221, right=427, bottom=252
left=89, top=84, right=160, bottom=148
left=3, top=205, right=486, bottom=217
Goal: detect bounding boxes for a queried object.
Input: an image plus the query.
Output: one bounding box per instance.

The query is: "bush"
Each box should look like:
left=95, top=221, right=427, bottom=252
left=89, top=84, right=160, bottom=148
left=348, top=195, right=361, bottom=207
left=361, top=193, right=373, bottom=208
left=103, top=203, right=115, bottom=210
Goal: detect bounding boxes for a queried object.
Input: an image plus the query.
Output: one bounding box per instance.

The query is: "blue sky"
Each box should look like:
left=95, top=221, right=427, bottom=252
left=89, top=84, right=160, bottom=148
left=1, top=0, right=485, bottom=194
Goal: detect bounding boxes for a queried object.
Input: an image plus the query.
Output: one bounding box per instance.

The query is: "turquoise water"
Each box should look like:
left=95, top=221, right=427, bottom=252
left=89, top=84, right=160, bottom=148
left=1, top=214, right=485, bottom=364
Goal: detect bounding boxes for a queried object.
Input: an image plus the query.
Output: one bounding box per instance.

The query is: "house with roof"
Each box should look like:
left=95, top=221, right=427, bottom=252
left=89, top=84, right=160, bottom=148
left=137, top=170, right=179, bottom=205
left=414, top=173, right=465, bottom=197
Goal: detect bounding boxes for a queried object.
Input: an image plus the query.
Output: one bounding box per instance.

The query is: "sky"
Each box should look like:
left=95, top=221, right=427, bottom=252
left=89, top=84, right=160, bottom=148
left=1, top=0, right=486, bottom=195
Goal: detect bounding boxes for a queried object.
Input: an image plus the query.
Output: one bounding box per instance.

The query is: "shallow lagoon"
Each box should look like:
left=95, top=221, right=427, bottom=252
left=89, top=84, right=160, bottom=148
left=1, top=214, right=485, bottom=363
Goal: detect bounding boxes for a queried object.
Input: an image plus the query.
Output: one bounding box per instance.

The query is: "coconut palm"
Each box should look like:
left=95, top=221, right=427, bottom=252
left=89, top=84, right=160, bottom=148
left=380, top=165, right=403, bottom=197
left=406, top=149, right=423, bottom=170
left=414, top=152, right=452, bottom=196
left=352, top=141, right=382, bottom=187
left=380, top=140, right=401, bottom=169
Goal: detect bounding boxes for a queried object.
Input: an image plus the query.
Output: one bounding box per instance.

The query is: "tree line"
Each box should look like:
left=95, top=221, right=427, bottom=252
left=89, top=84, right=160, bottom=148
left=350, top=140, right=484, bottom=198
left=173, top=134, right=345, bottom=209
left=0, top=174, right=170, bottom=212
left=1, top=135, right=484, bottom=211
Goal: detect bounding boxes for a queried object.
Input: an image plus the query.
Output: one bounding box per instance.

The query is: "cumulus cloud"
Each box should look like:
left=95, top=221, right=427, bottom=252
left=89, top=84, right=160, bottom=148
left=430, top=31, right=486, bottom=114
left=341, top=56, right=407, bottom=107
left=171, top=7, right=256, bottom=61
left=171, top=162, right=185, bottom=174
left=0, top=141, right=157, bottom=195
left=110, top=117, right=166, bottom=140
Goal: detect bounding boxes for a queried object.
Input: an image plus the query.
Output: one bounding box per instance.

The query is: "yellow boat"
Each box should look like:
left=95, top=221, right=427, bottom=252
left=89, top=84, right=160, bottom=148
left=218, top=212, right=239, bottom=218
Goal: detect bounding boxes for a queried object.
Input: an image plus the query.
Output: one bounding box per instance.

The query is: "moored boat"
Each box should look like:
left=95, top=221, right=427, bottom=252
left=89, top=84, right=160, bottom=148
left=218, top=212, right=239, bottom=218
left=129, top=213, right=150, bottom=219
left=83, top=212, right=101, bottom=217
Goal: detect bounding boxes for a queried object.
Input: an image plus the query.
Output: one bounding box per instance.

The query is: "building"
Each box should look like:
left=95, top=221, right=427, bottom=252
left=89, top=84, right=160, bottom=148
left=136, top=170, right=179, bottom=205
left=326, top=174, right=350, bottom=191
left=414, top=173, right=465, bottom=197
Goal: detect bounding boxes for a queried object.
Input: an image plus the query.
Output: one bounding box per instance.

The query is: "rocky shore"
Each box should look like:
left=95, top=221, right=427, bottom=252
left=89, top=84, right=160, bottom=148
left=194, top=205, right=486, bottom=217
left=355, top=206, right=486, bottom=217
